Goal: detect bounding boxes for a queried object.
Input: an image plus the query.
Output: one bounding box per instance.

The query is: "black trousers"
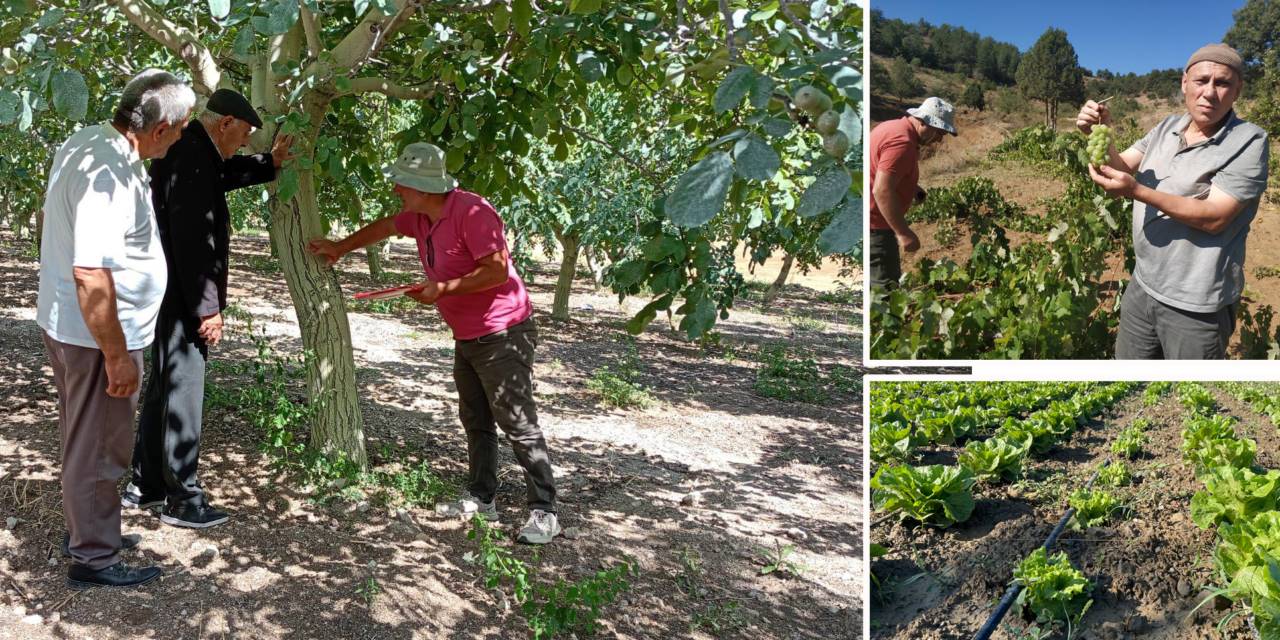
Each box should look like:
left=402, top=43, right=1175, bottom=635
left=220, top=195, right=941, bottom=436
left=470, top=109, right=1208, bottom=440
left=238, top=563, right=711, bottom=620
left=869, top=229, right=902, bottom=291
left=131, top=305, right=209, bottom=507
left=454, top=318, right=557, bottom=512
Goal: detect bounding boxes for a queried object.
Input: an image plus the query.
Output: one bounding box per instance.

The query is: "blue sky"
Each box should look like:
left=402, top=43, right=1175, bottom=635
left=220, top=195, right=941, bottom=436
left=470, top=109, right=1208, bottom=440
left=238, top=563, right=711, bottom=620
left=875, top=1, right=1245, bottom=75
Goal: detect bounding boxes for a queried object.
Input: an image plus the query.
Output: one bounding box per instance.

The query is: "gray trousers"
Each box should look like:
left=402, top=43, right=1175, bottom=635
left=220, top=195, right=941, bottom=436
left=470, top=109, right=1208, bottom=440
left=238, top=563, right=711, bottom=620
left=454, top=317, right=556, bottom=512
left=132, top=307, right=207, bottom=507
left=1115, top=281, right=1235, bottom=359
left=43, top=334, right=143, bottom=570
left=869, top=229, right=901, bottom=291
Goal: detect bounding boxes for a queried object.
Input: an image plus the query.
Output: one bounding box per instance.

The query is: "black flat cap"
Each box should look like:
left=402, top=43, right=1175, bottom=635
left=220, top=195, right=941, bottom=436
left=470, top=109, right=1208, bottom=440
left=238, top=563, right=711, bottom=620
left=206, top=88, right=262, bottom=128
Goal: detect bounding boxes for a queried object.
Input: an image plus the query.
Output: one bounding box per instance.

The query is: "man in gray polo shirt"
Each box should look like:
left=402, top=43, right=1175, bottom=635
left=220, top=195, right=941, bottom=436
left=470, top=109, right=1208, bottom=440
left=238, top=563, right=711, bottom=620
left=1077, top=43, right=1269, bottom=359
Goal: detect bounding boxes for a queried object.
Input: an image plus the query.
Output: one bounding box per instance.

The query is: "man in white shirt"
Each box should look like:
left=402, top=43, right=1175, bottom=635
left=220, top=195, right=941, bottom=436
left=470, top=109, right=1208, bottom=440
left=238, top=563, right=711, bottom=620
left=36, top=68, right=194, bottom=589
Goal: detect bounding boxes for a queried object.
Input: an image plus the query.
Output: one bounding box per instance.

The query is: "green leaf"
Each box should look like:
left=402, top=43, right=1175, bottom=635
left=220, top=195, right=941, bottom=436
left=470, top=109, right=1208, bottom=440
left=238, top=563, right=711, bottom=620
left=824, top=64, right=861, bottom=101
left=256, top=0, right=300, bottom=35
left=512, top=0, right=532, bottom=37
left=732, top=135, right=780, bottom=181
left=797, top=167, right=852, bottom=217
left=335, top=76, right=352, bottom=93
left=233, top=26, right=255, bottom=57
left=570, top=0, right=602, bottom=14
left=610, top=260, right=647, bottom=288
left=0, top=90, right=19, bottom=125
left=492, top=4, right=510, bottom=32
left=50, top=69, right=88, bottom=122
left=819, top=197, right=860, bottom=255
left=277, top=167, right=300, bottom=202
left=761, top=117, right=793, bottom=138
left=749, top=75, right=775, bottom=110
left=837, top=104, right=861, bottom=149
left=665, top=151, right=733, bottom=229
left=679, top=296, right=717, bottom=339
left=207, top=0, right=230, bottom=21
left=576, top=51, right=606, bottom=83
left=713, top=66, right=755, bottom=114
left=626, top=295, right=668, bottom=335
left=33, top=7, right=63, bottom=29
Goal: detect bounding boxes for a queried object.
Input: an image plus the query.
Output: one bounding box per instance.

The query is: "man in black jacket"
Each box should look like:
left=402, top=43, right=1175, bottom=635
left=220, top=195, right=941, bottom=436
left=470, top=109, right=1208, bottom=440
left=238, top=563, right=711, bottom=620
left=124, top=88, right=294, bottom=528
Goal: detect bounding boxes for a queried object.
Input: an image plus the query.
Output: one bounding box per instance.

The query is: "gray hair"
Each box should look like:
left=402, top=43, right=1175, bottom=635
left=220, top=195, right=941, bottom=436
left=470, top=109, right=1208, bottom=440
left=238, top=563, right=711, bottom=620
left=111, top=69, right=196, bottom=133
left=198, top=109, right=228, bottom=128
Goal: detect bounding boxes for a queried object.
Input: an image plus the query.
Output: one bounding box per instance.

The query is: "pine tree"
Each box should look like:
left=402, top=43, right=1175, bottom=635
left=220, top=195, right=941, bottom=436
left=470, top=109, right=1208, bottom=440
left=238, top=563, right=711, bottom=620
left=1016, top=28, right=1086, bottom=128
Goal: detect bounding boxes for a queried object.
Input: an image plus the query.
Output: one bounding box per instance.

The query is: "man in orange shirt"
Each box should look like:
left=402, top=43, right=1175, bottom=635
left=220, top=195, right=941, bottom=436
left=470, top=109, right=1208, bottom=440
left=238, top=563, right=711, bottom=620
left=868, top=97, right=957, bottom=290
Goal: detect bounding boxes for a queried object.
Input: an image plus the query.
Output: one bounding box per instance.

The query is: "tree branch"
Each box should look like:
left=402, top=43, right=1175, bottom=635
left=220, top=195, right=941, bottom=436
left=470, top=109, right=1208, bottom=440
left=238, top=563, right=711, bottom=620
left=341, top=77, right=445, bottom=99
left=562, top=124, right=664, bottom=188
left=110, top=0, right=222, bottom=94
left=330, top=0, right=421, bottom=72
left=718, top=0, right=738, bottom=62
left=300, top=5, right=324, bottom=59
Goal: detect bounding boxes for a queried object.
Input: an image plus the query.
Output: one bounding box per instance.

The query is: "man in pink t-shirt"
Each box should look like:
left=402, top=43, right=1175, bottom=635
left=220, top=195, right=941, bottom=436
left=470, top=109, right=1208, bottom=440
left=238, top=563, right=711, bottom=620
left=308, top=142, right=560, bottom=545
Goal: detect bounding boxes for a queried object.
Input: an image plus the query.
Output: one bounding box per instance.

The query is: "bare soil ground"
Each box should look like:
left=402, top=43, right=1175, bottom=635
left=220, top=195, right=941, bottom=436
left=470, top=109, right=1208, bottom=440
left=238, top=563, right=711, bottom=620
left=872, top=84, right=1280, bottom=357
left=869, top=383, right=1275, bottom=640
left=0, top=230, right=861, bottom=640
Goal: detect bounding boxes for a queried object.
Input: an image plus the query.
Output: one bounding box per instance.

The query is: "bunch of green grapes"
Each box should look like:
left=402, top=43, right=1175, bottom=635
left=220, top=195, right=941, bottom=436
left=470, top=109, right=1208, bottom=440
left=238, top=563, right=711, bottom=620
left=1087, top=124, right=1111, bottom=166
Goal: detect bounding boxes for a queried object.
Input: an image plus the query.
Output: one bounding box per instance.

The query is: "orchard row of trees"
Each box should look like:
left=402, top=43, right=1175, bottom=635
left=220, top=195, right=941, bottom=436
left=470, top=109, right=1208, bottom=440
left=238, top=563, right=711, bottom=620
left=0, top=0, right=859, bottom=467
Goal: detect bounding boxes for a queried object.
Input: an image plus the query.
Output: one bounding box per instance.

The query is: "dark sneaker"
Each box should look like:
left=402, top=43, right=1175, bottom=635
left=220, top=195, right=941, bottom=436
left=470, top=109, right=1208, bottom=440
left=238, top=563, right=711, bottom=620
left=121, top=483, right=165, bottom=510
left=61, top=532, right=141, bottom=558
left=67, top=562, right=161, bottom=589
left=159, top=502, right=229, bottom=529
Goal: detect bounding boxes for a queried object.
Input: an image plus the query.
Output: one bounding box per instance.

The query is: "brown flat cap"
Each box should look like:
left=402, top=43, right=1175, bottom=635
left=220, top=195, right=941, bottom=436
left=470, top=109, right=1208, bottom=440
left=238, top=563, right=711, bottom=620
left=1185, top=43, right=1244, bottom=75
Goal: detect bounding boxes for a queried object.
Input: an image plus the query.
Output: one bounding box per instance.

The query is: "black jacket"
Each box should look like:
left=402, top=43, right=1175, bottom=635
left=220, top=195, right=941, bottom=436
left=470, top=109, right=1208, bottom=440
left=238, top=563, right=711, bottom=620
left=150, top=121, right=276, bottom=320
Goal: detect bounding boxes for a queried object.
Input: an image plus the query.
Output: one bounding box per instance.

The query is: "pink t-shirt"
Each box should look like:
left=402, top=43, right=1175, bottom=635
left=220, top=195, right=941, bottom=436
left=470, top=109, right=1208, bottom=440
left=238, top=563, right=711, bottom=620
left=393, top=190, right=533, bottom=340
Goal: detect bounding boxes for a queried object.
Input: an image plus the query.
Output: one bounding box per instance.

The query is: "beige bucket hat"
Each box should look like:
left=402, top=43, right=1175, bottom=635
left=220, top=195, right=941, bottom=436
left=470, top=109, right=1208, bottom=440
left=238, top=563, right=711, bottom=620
left=907, top=97, right=958, bottom=136
left=384, top=142, right=458, bottom=193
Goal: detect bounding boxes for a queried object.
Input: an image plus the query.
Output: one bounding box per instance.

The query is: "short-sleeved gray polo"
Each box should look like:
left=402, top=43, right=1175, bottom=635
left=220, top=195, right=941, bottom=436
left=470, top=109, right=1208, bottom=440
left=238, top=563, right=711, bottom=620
left=1126, top=110, right=1269, bottom=313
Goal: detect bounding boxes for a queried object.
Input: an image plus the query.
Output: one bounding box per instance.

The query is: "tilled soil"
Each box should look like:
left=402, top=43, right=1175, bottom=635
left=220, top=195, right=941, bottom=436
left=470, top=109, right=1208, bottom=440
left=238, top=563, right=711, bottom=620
left=0, top=231, right=861, bottom=640
left=871, top=384, right=1262, bottom=640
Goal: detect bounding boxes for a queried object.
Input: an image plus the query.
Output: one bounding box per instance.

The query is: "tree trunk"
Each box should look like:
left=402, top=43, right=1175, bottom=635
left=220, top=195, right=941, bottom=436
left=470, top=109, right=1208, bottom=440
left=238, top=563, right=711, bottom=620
left=366, top=240, right=388, bottom=281
left=762, top=252, right=795, bottom=305
left=551, top=232, right=581, bottom=322
left=34, top=208, right=43, bottom=257
left=268, top=106, right=367, bottom=467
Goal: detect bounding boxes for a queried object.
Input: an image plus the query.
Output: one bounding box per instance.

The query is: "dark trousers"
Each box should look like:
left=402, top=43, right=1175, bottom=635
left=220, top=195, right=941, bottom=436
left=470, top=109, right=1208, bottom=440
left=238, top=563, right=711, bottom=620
left=132, top=307, right=209, bottom=507
left=454, top=317, right=557, bottom=512
left=1115, top=281, right=1235, bottom=360
left=43, top=334, right=143, bottom=570
left=869, top=229, right=902, bottom=291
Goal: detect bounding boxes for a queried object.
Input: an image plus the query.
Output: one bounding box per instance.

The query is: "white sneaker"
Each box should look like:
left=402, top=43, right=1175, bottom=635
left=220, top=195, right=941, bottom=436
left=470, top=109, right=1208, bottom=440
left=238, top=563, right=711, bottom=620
left=517, top=510, right=561, bottom=545
left=434, top=495, right=498, bottom=521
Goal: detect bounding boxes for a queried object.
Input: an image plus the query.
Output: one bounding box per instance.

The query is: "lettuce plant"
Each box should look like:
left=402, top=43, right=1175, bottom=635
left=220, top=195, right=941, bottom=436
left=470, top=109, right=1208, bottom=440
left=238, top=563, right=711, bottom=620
left=1013, top=548, right=1094, bottom=624
left=871, top=464, right=976, bottom=527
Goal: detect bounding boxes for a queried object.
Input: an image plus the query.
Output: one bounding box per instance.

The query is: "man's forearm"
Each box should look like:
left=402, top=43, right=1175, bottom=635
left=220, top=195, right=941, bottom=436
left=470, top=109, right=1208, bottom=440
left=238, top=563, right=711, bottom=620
left=1134, top=185, right=1239, bottom=234
left=874, top=185, right=912, bottom=235
left=338, top=216, right=398, bottom=254
left=73, top=267, right=128, bottom=358
left=436, top=263, right=509, bottom=297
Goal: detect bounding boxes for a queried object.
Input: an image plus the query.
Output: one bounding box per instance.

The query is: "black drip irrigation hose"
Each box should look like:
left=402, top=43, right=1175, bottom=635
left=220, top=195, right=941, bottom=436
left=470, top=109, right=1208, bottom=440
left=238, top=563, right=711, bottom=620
left=971, top=466, right=1104, bottom=640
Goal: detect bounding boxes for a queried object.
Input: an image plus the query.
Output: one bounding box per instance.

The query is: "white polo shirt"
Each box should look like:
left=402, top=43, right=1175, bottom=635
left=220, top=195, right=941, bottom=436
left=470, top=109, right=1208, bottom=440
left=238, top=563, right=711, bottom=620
left=36, top=123, right=168, bottom=351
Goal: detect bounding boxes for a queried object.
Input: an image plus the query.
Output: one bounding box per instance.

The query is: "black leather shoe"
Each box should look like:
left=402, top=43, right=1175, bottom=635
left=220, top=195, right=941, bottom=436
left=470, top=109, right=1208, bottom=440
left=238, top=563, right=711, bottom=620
left=159, top=502, right=229, bottom=529
left=61, top=532, right=141, bottom=558
left=66, top=562, right=161, bottom=589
